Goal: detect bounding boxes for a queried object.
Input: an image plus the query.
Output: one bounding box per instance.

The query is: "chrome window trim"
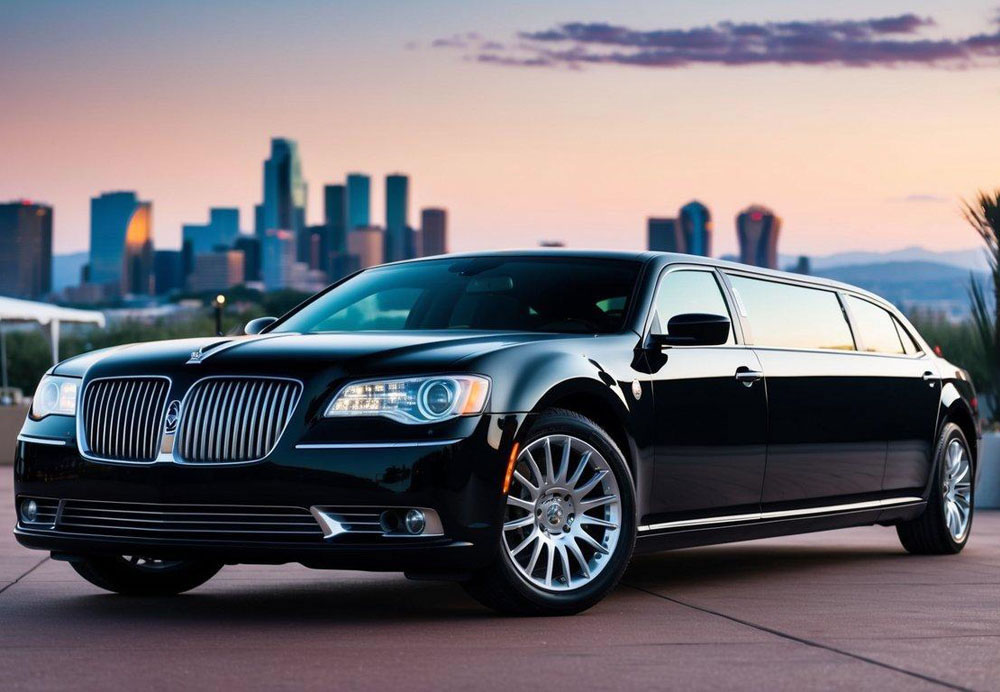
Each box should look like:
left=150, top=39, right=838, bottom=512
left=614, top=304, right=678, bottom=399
left=637, top=496, right=924, bottom=534
left=172, top=375, right=304, bottom=466
left=76, top=375, right=173, bottom=466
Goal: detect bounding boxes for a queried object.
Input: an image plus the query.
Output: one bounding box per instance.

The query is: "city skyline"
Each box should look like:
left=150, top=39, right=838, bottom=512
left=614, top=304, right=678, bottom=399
left=3, top=2, right=998, bottom=259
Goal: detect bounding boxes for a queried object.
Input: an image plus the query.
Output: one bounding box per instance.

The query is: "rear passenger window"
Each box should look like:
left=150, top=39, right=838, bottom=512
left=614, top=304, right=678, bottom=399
left=728, top=276, right=855, bottom=351
left=652, top=269, right=734, bottom=344
left=846, top=296, right=905, bottom=354
left=895, top=320, right=922, bottom=355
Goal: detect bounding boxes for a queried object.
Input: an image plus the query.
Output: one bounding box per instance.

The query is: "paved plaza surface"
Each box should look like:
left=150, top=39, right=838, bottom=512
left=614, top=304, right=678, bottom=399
left=1, top=473, right=998, bottom=691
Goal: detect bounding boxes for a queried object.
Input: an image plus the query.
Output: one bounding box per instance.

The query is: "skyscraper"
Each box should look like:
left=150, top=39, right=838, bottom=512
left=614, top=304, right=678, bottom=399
left=0, top=200, right=52, bottom=299
left=646, top=217, right=682, bottom=253
left=420, top=208, right=447, bottom=257
left=385, top=173, right=410, bottom=262
left=153, top=250, right=183, bottom=295
left=260, top=229, right=296, bottom=290
left=257, top=138, right=307, bottom=261
left=182, top=207, right=240, bottom=255
left=324, top=184, right=348, bottom=256
left=346, top=173, right=370, bottom=230
left=89, top=191, right=154, bottom=295
left=234, top=235, right=261, bottom=283
left=679, top=201, right=712, bottom=257
left=737, top=205, right=782, bottom=269
left=348, top=226, right=385, bottom=269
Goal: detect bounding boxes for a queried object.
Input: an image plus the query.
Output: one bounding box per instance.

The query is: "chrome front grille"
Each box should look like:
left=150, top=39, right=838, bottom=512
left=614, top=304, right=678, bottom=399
left=175, top=377, right=301, bottom=463
left=56, top=499, right=324, bottom=542
left=82, top=378, right=170, bottom=461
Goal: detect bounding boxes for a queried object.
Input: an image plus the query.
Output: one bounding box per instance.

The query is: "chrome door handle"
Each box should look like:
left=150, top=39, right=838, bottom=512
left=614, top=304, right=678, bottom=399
left=922, top=371, right=938, bottom=386
left=735, top=367, right=764, bottom=387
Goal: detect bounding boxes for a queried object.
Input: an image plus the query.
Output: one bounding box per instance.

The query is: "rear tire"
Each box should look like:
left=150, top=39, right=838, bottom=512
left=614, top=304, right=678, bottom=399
left=897, top=423, right=974, bottom=555
left=463, top=409, right=636, bottom=616
left=71, top=555, right=223, bottom=596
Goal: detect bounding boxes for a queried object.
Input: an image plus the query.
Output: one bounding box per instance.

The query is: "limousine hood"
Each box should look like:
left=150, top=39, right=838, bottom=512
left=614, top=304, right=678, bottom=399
left=52, top=331, right=568, bottom=380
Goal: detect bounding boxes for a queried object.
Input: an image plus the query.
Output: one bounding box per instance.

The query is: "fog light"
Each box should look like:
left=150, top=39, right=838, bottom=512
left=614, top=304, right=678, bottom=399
left=380, top=510, right=401, bottom=534
left=21, top=499, right=38, bottom=522
left=405, top=509, right=426, bottom=535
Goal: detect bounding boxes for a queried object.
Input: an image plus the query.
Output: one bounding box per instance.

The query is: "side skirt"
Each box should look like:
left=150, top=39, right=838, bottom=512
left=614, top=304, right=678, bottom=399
left=633, top=497, right=925, bottom=554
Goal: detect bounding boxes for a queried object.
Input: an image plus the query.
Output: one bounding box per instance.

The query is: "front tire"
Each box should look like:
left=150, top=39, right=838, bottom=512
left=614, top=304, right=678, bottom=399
left=463, top=409, right=636, bottom=616
left=897, top=422, right=974, bottom=555
left=71, top=555, right=223, bottom=596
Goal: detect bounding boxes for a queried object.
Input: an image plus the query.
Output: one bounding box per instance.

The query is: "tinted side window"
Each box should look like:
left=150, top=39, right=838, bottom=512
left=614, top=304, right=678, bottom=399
left=652, top=269, right=734, bottom=344
left=846, top=296, right=905, bottom=354
left=895, top=319, right=922, bottom=355
left=729, top=276, right=854, bottom=351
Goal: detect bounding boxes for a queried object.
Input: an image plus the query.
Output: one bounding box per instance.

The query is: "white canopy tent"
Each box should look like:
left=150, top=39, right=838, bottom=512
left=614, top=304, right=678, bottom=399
left=0, top=297, right=105, bottom=376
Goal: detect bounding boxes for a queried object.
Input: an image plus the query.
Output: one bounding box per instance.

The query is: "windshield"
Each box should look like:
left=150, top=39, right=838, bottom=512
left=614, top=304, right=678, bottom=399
left=273, top=256, right=642, bottom=334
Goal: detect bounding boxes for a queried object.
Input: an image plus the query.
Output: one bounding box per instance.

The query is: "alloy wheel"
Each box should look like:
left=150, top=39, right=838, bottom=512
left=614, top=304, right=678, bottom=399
left=502, top=435, right=622, bottom=592
left=942, top=438, right=973, bottom=542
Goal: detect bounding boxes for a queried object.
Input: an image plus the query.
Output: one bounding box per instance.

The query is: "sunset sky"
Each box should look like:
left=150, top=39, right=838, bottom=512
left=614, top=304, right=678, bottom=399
left=2, top=0, right=999, bottom=258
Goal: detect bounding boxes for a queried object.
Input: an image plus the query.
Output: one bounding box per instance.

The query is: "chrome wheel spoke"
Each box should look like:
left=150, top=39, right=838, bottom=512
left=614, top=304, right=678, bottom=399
left=543, top=437, right=555, bottom=485
left=504, top=515, right=535, bottom=531
left=510, top=530, right=538, bottom=557
left=578, top=515, right=618, bottom=529
left=506, top=495, right=534, bottom=512
left=575, top=529, right=610, bottom=555
left=941, top=438, right=972, bottom=541
left=566, top=537, right=590, bottom=579
left=580, top=495, right=617, bottom=512
left=573, top=469, right=609, bottom=499
left=512, top=471, right=539, bottom=499
left=568, top=451, right=590, bottom=488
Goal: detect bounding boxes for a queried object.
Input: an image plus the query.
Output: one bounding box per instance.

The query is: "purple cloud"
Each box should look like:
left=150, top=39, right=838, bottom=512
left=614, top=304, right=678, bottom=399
left=432, top=11, right=1000, bottom=70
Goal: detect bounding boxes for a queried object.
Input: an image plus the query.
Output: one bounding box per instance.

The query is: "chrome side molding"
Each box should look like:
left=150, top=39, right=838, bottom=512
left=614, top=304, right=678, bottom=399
left=638, top=496, right=924, bottom=534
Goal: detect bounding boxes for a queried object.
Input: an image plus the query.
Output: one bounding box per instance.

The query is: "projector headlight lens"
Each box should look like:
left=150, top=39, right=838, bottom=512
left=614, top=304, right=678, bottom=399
left=30, top=375, right=79, bottom=419
left=325, top=375, right=490, bottom=424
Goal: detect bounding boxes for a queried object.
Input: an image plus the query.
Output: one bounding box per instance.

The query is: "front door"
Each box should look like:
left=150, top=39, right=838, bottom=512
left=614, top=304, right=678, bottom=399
left=645, top=268, right=768, bottom=522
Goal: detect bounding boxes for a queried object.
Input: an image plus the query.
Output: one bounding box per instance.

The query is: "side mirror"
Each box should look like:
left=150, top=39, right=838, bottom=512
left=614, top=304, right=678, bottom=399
left=647, top=313, right=730, bottom=348
left=244, top=316, right=277, bottom=335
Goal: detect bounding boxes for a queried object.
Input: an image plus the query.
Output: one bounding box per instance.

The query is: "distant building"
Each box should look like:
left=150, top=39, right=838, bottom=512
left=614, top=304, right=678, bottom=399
left=187, top=250, right=245, bottom=293
left=346, top=173, right=371, bottom=230
left=737, top=205, right=781, bottom=269
left=260, top=229, right=296, bottom=290
left=153, top=250, right=184, bottom=295
left=288, top=263, right=328, bottom=293
left=420, top=208, right=447, bottom=256
left=792, top=256, right=811, bottom=275
left=348, top=226, right=385, bottom=269
left=679, top=201, right=712, bottom=257
left=647, top=217, right=682, bottom=253
left=0, top=200, right=52, bottom=298
left=328, top=253, right=361, bottom=282
left=234, top=235, right=261, bottom=283
left=306, top=224, right=327, bottom=271
left=324, top=184, right=348, bottom=257
left=539, top=240, right=565, bottom=247
left=182, top=207, right=240, bottom=257
left=385, top=173, right=410, bottom=262
left=89, top=191, right=154, bottom=295
left=257, top=138, right=307, bottom=261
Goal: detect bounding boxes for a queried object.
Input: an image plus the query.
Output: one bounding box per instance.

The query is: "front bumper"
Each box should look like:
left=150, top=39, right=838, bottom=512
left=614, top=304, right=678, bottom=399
left=13, top=413, right=525, bottom=573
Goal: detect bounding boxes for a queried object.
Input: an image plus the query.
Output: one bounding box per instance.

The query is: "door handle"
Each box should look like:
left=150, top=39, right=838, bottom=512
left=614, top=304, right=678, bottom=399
left=922, top=371, right=938, bottom=386
left=735, top=367, right=764, bottom=387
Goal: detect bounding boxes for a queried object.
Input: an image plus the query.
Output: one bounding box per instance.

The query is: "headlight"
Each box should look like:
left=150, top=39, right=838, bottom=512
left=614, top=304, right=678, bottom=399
left=30, top=375, right=79, bottom=419
left=325, top=375, right=490, bottom=424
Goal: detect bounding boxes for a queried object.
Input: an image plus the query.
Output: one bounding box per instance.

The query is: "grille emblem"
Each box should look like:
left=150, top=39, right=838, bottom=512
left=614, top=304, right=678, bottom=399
left=164, top=400, right=181, bottom=434
left=187, top=349, right=204, bottom=364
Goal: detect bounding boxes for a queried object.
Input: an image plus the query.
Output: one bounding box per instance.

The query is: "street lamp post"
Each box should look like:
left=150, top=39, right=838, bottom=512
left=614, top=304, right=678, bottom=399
left=213, top=294, right=226, bottom=336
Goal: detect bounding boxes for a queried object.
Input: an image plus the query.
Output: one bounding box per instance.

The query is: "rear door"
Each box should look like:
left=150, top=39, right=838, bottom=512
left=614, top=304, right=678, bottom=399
left=726, top=274, right=888, bottom=507
left=843, top=295, right=941, bottom=495
left=646, top=267, right=768, bottom=521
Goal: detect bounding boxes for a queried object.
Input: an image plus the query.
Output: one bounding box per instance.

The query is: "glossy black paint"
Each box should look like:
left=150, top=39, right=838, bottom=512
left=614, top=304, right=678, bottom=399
left=13, top=250, right=980, bottom=573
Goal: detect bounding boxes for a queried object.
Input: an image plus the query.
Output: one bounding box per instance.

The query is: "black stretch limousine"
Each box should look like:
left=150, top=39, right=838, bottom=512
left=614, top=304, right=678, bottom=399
left=14, top=251, right=978, bottom=615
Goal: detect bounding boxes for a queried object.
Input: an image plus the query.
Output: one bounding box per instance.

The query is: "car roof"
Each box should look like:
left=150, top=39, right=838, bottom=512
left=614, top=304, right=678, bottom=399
left=385, top=248, right=896, bottom=313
